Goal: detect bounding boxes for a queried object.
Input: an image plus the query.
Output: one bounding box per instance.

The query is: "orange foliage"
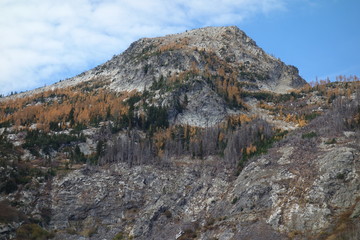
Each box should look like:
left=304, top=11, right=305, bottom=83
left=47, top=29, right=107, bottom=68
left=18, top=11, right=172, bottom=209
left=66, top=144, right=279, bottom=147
left=152, top=128, right=173, bottom=156
left=222, top=114, right=253, bottom=128
left=284, top=113, right=307, bottom=127
left=258, top=101, right=276, bottom=111
left=218, top=132, right=225, bottom=142
left=245, top=144, right=257, bottom=155
left=158, top=37, right=189, bottom=52
left=297, top=117, right=307, bottom=127
left=300, top=84, right=312, bottom=93
left=0, top=87, right=134, bottom=131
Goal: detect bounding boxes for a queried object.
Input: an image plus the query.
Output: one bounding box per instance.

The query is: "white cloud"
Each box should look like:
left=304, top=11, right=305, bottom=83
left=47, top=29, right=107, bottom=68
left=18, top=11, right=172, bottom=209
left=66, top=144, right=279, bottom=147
left=0, top=0, right=287, bottom=95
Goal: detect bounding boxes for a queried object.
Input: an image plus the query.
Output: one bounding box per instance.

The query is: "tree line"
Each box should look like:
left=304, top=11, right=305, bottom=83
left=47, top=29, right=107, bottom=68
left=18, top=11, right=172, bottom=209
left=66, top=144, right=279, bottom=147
left=98, top=118, right=276, bottom=171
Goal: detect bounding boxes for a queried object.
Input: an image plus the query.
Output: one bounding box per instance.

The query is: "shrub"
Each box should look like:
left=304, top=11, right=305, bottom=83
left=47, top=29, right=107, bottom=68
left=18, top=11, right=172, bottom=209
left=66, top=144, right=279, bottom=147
left=23, top=130, right=85, bottom=155
left=304, top=112, right=320, bottom=121
left=49, top=122, right=61, bottom=131
left=125, top=94, right=142, bottom=108
left=0, top=201, right=21, bottom=223
left=205, top=217, right=216, bottom=227
left=0, top=120, right=12, bottom=128
left=80, top=226, right=97, bottom=238
left=164, top=210, right=172, bottom=218
left=144, top=105, right=169, bottom=130
left=70, top=145, right=87, bottom=164
left=240, top=91, right=274, bottom=101
left=15, top=223, right=54, bottom=240
left=336, top=173, right=345, bottom=180
left=302, top=131, right=317, bottom=139
left=113, top=232, right=125, bottom=240
left=2, top=179, right=18, bottom=194
left=325, top=138, right=337, bottom=144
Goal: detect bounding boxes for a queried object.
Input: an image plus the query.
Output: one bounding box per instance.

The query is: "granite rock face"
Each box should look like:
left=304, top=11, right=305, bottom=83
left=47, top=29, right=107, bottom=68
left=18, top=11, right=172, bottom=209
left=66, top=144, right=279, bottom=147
left=39, top=135, right=359, bottom=240
left=102, top=26, right=306, bottom=93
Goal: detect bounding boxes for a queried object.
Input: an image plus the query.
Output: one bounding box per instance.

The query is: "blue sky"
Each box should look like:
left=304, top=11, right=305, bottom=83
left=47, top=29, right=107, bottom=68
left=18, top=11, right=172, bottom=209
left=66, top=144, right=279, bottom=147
left=240, top=0, right=360, bottom=82
left=0, top=0, right=359, bottom=95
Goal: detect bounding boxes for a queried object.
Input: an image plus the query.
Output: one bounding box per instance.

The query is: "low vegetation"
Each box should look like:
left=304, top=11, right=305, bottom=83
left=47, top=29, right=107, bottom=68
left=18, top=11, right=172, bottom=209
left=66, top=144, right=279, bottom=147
left=15, top=223, right=54, bottom=240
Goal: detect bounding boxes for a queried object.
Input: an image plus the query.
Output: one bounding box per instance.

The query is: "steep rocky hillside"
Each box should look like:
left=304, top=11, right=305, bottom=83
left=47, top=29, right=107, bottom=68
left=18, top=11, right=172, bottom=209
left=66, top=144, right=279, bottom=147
left=6, top=26, right=306, bottom=127
left=0, top=26, right=360, bottom=240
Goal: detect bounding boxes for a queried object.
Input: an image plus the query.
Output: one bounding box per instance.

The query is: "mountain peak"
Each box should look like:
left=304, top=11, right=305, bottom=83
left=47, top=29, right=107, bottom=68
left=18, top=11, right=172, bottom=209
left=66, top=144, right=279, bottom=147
left=142, top=25, right=257, bottom=57
left=4, top=26, right=307, bottom=127
left=10, top=26, right=306, bottom=100
left=153, top=25, right=250, bottom=43
left=95, top=26, right=305, bottom=94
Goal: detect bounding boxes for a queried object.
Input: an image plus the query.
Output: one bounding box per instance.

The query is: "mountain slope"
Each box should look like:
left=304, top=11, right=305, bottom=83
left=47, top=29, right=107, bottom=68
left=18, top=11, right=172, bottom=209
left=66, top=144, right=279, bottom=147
left=20, top=26, right=305, bottom=94
left=7, top=26, right=306, bottom=127
left=1, top=27, right=360, bottom=240
left=101, top=26, right=305, bottom=93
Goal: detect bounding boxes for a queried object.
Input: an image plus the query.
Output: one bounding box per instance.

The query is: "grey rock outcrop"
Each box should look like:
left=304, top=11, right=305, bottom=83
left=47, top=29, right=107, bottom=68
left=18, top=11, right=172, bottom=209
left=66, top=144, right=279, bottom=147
left=38, top=134, right=359, bottom=240
left=100, top=26, right=306, bottom=93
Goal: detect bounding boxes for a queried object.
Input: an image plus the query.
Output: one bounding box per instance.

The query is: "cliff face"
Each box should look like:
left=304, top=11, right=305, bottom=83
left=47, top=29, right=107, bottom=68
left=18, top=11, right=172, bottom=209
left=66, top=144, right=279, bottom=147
left=8, top=128, right=359, bottom=240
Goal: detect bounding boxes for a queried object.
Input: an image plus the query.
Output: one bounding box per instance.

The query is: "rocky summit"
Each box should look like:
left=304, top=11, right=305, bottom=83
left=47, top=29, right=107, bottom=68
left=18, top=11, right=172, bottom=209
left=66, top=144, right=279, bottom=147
left=24, top=26, right=305, bottom=93
left=1, top=26, right=360, bottom=240
left=12, top=26, right=306, bottom=127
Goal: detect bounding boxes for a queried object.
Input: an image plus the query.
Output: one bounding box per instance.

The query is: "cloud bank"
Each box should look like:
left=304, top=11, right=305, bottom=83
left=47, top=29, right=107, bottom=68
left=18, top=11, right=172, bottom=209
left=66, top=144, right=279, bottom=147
left=0, top=0, right=286, bottom=95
